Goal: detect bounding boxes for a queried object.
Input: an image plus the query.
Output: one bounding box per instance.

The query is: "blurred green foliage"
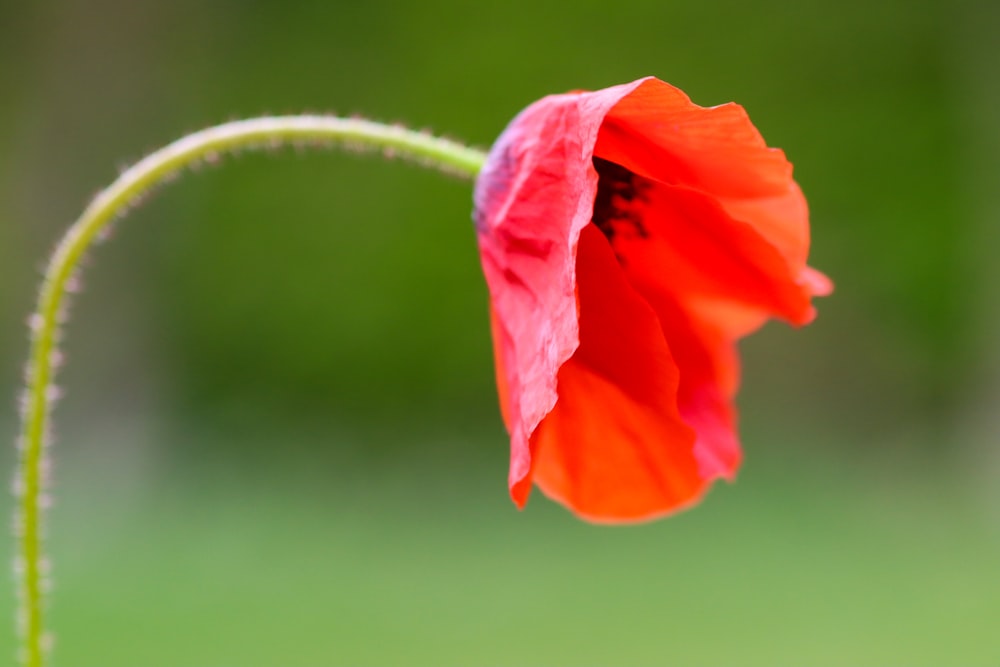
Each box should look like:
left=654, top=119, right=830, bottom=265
left=0, top=0, right=987, bottom=437
left=1, top=0, right=998, bottom=664
left=1, top=429, right=999, bottom=666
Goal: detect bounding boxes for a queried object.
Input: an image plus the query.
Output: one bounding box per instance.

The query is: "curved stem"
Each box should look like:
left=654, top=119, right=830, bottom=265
left=14, top=116, right=487, bottom=667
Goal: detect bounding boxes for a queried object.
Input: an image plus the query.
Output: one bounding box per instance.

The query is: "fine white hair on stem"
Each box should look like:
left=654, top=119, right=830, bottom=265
left=12, top=115, right=486, bottom=667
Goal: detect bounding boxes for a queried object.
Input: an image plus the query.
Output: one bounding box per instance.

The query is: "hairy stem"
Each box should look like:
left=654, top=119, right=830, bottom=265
left=14, top=116, right=486, bottom=667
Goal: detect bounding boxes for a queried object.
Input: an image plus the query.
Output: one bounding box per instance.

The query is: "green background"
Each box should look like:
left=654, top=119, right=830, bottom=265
left=1, top=0, right=998, bottom=664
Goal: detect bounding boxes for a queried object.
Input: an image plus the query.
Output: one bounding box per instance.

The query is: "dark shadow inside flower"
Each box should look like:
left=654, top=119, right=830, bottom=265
left=591, top=157, right=652, bottom=256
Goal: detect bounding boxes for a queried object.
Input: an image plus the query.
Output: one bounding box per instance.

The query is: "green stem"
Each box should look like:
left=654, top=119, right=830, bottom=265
left=14, top=116, right=487, bottom=667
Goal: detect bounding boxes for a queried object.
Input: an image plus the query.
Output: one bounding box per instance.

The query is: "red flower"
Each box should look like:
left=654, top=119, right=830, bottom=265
left=474, top=77, right=831, bottom=522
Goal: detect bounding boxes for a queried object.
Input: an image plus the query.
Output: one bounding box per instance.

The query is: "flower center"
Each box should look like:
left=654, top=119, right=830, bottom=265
left=591, top=157, right=651, bottom=249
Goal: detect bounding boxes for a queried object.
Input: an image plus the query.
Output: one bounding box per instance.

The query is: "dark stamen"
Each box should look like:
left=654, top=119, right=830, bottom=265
left=591, top=158, right=650, bottom=249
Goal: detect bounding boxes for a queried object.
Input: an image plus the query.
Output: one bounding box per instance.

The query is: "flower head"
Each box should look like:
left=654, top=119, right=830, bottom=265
left=474, top=77, right=831, bottom=522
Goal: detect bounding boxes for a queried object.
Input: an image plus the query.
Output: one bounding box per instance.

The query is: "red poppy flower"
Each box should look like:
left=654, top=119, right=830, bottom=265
left=474, top=77, right=831, bottom=523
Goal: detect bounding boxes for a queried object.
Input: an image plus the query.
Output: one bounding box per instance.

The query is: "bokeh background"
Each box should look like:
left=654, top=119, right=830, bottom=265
left=2, top=0, right=999, bottom=665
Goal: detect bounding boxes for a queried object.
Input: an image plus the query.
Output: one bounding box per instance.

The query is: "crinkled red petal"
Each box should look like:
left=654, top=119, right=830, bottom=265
left=475, top=81, right=648, bottom=505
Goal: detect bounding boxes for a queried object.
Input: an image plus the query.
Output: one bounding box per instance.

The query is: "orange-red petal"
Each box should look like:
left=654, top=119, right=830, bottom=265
left=625, top=283, right=743, bottom=481
left=605, top=177, right=817, bottom=336
left=595, top=77, right=814, bottom=276
left=530, top=226, right=703, bottom=521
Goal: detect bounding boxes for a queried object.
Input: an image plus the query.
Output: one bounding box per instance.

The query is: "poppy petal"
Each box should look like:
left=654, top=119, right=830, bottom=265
left=716, top=183, right=812, bottom=271
left=530, top=225, right=703, bottom=522
left=625, top=284, right=743, bottom=481
left=594, top=77, right=813, bottom=274
left=604, top=176, right=816, bottom=331
left=474, top=82, right=649, bottom=501
left=488, top=308, right=513, bottom=431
